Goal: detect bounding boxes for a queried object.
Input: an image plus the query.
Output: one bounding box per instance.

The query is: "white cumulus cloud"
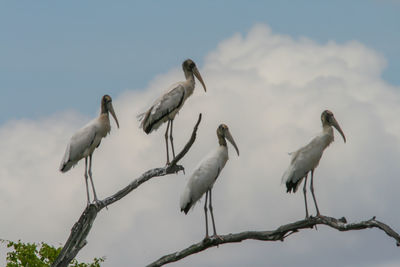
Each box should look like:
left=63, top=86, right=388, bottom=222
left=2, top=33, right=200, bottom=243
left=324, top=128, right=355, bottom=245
left=1, top=24, right=400, bottom=266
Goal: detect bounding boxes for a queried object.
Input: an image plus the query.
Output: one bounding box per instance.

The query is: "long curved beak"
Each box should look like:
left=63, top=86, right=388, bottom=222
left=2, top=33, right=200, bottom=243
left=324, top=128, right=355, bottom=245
left=193, top=66, right=207, bottom=92
left=225, top=129, right=239, bottom=156
left=332, top=118, right=345, bottom=143
left=107, top=102, right=120, bottom=128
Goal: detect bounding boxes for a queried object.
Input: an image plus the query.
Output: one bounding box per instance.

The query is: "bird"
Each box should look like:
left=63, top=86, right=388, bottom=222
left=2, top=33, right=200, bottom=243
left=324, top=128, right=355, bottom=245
left=138, top=59, right=206, bottom=165
left=282, top=110, right=346, bottom=218
left=59, top=95, right=119, bottom=205
left=180, top=124, right=239, bottom=239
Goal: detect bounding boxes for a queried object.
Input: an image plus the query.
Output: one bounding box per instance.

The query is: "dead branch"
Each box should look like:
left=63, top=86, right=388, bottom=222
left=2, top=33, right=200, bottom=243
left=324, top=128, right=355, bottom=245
left=147, top=215, right=400, bottom=267
left=51, top=114, right=202, bottom=267
left=52, top=112, right=399, bottom=267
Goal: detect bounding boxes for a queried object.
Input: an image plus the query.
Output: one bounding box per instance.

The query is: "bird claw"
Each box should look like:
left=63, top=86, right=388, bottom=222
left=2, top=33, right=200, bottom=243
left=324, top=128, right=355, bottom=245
left=88, top=199, right=105, bottom=210
left=212, top=234, right=224, bottom=241
left=167, top=164, right=185, bottom=174
left=202, top=234, right=223, bottom=245
left=203, top=235, right=211, bottom=243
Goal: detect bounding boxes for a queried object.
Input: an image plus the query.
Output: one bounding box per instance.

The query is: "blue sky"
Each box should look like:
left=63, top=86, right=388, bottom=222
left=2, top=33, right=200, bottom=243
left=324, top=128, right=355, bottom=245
left=1, top=2, right=400, bottom=267
left=0, top=1, right=399, bottom=124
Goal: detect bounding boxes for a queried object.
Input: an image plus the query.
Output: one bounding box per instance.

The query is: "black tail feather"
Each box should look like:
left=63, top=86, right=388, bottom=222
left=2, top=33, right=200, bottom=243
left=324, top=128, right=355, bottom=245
left=144, top=124, right=152, bottom=134
left=60, top=164, right=67, bottom=172
left=181, top=201, right=192, bottom=215
left=286, top=179, right=301, bottom=193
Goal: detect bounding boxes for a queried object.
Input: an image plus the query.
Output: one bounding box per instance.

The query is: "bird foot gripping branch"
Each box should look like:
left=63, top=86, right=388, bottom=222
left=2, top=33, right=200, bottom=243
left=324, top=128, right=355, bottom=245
left=147, top=215, right=400, bottom=266
left=165, top=113, right=202, bottom=175
left=53, top=114, right=203, bottom=267
left=138, top=59, right=207, bottom=166
left=166, top=163, right=185, bottom=175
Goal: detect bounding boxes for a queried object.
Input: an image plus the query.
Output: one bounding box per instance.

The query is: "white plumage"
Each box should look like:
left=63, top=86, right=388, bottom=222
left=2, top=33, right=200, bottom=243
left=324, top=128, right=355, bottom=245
left=60, top=95, right=119, bottom=205
left=139, top=83, right=185, bottom=132
left=282, top=110, right=346, bottom=217
left=138, top=59, right=206, bottom=164
left=60, top=118, right=109, bottom=172
left=180, top=124, right=239, bottom=238
left=180, top=146, right=228, bottom=210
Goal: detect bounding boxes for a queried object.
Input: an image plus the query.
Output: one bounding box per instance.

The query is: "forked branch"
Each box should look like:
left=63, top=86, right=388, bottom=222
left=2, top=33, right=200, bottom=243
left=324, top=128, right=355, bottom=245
left=147, top=215, right=400, bottom=267
left=52, top=114, right=202, bottom=267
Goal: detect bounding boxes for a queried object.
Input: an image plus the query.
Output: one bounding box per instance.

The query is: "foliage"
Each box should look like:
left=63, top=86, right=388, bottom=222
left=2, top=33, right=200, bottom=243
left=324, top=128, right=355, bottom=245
left=2, top=240, right=104, bottom=267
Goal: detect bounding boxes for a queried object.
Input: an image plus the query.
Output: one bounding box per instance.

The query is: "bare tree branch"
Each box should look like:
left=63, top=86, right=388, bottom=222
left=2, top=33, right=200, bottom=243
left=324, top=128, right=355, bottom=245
left=52, top=114, right=202, bottom=267
left=147, top=215, right=400, bottom=267
left=53, top=113, right=399, bottom=267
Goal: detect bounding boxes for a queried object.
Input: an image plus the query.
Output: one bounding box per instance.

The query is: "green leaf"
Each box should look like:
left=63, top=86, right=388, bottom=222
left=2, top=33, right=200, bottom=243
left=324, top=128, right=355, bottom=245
left=3, top=240, right=105, bottom=267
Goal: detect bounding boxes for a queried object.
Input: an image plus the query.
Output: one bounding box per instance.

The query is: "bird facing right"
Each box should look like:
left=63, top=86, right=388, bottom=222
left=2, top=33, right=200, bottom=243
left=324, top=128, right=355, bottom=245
left=180, top=124, right=239, bottom=239
left=282, top=110, right=346, bottom=218
left=59, top=95, right=119, bottom=205
left=138, top=59, right=206, bottom=165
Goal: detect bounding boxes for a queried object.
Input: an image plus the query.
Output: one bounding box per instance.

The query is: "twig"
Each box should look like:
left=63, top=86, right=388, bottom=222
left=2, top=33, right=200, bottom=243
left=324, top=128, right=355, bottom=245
left=169, top=113, right=202, bottom=167
left=147, top=215, right=400, bottom=267
left=98, top=114, right=202, bottom=209
left=51, top=114, right=202, bottom=267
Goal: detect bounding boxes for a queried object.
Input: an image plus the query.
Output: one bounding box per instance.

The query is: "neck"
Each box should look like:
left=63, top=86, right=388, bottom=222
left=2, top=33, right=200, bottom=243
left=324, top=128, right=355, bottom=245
left=322, top=123, right=333, bottom=133
left=100, top=104, right=108, bottom=115
left=218, top=135, right=227, bottom=147
left=183, top=71, right=196, bottom=98
left=184, top=69, right=194, bottom=81
left=321, top=125, right=334, bottom=147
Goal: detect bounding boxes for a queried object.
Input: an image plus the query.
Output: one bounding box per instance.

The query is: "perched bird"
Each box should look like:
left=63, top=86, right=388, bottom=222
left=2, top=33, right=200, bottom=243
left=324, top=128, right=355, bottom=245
left=138, top=59, right=206, bottom=164
left=180, top=124, right=239, bottom=239
left=282, top=110, right=346, bottom=218
left=59, top=95, right=119, bottom=205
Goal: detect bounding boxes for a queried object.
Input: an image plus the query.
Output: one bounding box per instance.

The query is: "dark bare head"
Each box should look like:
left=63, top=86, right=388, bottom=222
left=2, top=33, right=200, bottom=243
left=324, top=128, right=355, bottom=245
left=182, top=59, right=207, bottom=92
left=321, top=110, right=345, bottom=143
left=101, top=95, right=120, bottom=128
left=217, top=124, right=239, bottom=156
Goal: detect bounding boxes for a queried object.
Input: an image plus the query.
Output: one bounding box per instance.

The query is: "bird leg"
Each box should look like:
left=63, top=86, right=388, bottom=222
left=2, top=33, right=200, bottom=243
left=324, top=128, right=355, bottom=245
left=84, top=157, right=90, bottom=205
left=209, top=189, right=222, bottom=240
left=204, top=190, right=209, bottom=239
left=310, top=169, right=321, bottom=216
left=164, top=120, right=171, bottom=165
left=169, top=119, right=176, bottom=160
left=88, top=155, right=99, bottom=203
left=303, top=175, right=309, bottom=219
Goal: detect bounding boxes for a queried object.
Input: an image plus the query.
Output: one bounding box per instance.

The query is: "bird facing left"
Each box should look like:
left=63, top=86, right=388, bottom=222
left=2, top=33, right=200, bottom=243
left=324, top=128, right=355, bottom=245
left=59, top=94, right=120, bottom=205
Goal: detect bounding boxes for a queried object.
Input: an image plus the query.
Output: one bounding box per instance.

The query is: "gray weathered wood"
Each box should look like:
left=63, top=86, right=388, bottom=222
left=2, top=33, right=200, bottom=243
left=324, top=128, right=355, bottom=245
left=147, top=215, right=400, bottom=267
left=52, top=114, right=202, bottom=267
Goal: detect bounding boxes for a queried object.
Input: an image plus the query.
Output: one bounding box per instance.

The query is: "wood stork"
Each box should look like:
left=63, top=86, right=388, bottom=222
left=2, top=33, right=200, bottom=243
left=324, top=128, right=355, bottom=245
left=180, top=124, right=239, bottom=239
left=282, top=110, right=346, bottom=218
left=59, top=95, right=119, bottom=205
left=138, top=59, right=206, bottom=165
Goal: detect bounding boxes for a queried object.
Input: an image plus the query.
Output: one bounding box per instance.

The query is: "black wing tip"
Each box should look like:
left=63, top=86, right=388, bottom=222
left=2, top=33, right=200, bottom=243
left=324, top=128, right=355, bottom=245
left=286, top=180, right=299, bottom=193
left=60, top=164, right=68, bottom=173
left=142, top=116, right=155, bottom=134
left=60, top=160, right=74, bottom=173
left=144, top=126, right=152, bottom=134
left=181, top=202, right=192, bottom=214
